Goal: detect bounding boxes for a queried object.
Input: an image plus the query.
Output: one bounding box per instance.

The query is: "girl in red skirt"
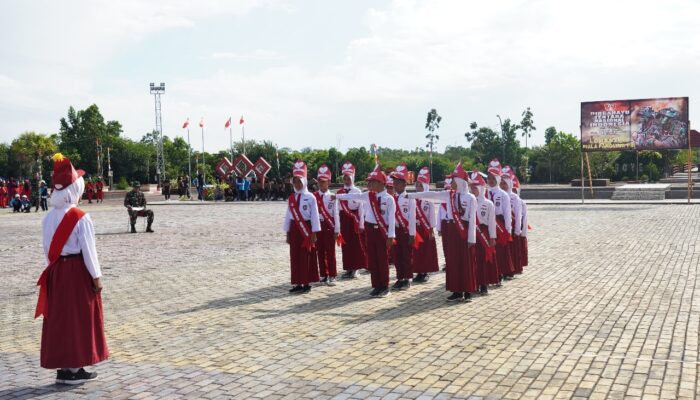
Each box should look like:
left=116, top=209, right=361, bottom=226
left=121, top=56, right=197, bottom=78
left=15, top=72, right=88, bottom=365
left=469, top=171, right=498, bottom=294
left=500, top=166, right=523, bottom=275
left=35, top=153, right=109, bottom=385
left=512, top=176, right=529, bottom=269
left=409, top=162, right=477, bottom=302
left=283, top=160, right=321, bottom=294
left=412, top=167, right=439, bottom=283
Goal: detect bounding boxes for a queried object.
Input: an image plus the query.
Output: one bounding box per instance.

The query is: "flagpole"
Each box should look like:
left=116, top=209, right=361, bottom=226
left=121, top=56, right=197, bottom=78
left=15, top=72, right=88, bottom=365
left=187, top=127, right=192, bottom=195
left=229, top=125, right=234, bottom=161
left=275, top=145, right=280, bottom=178
left=242, top=125, right=246, bottom=155
left=201, top=122, right=206, bottom=187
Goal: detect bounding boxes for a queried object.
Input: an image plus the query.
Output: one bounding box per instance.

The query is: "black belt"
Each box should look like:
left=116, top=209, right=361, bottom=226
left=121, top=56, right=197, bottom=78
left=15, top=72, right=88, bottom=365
left=365, top=222, right=380, bottom=229
left=60, top=252, right=82, bottom=260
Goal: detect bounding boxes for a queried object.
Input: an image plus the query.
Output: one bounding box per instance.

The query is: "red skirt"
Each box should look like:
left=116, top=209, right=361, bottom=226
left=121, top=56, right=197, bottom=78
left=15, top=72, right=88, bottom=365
left=339, top=211, right=367, bottom=271
left=520, top=236, right=528, bottom=267
left=40, top=256, right=109, bottom=369
left=440, top=220, right=449, bottom=264
left=511, top=235, right=523, bottom=274
left=475, top=226, right=499, bottom=286
left=289, top=221, right=320, bottom=285
left=412, top=226, right=439, bottom=273
left=445, top=221, right=477, bottom=293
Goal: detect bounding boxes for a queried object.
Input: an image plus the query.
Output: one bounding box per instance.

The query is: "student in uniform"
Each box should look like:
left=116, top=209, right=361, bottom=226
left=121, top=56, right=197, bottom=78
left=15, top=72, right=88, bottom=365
left=283, top=160, right=322, bottom=294
left=35, top=153, right=108, bottom=385
left=389, top=164, right=416, bottom=291
left=500, top=166, right=523, bottom=275
left=412, top=167, right=439, bottom=283
left=85, top=178, right=95, bottom=204
left=512, top=175, right=529, bottom=270
left=335, top=162, right=368, bottom=279
left=469, top=171, right=498, bottom=294
left=313, top=164, right=339, bottom=286
left=335, top=164, right=396, bottom=298
left=486, top=159, right=513, bottom=281
left=436, top=177, right=452, bottom=271
left=409, top=162, right=477, bottom=302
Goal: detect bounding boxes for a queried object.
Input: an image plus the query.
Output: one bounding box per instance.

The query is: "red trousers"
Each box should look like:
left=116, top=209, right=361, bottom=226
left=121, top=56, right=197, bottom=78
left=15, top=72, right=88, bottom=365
left=475, top=225, right=499, bottom=286
left=316, top=223, right=337, bottom=278
left=289, top=222, right=319, bottom=285
left=365, top=223, right=390, bottom=289
left=40, top=256, right=109, bottom=369
left=96, top=191, right=104, bottom=201
left=87, top=191, right=93, bottom=202
left=445, top=221, right=477, bottom=293
left=392, top=227, right=413, bottom=280
left=339, top=210, right=367, bottom=270
left=412, top=226, right=439, bottom=273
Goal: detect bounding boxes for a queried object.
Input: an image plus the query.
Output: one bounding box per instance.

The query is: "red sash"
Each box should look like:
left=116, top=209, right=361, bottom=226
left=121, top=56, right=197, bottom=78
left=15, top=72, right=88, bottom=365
left=337, top=188, right=361, bottom=234
left=313, top=192, right=335, bottom=231
left=449, top=191, right=467, bottom=240
left=288, top=194, right=314, bottom=251
left=35, top=207, right=86, bottom=319
left=393, top=194, right=409, bottom=230
left=474, top=215, right=495, bottom=262
left=415, top=199, right=432, bottom=230
left=495, top=215, right=512, bottom=245
left=368, top=192, right=389, bottom=240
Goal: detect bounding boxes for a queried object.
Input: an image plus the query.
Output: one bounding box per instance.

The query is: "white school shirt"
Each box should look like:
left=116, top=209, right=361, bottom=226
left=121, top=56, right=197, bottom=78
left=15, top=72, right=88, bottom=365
left=317, top=189, right=341, bottom=234
left=487, top=186, right=512, bottom=234
left=335, top=185, right=365, bottom=228
left=415, top=197, right=438, bottom=230
left=42, top=206, right=102, bottom=279
left=408, top=190, right=477, bottom=244
left=507, top=191, right=523, bottom=236
left=336, top=190, right=396, bottom=238
left=475, top=196, right=497, bottom=240
left=283, top=191, right=322, bottom=233
left=394, top=191, right=416, bottom=236
left=521, top=199, right=528, bottom=238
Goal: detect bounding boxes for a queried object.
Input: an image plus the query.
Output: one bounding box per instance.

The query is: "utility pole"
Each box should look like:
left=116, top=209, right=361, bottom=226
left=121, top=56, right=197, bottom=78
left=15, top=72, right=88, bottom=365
left=497, top=114, right=505, bottom=163
left=149, top=82, right=166, bottom=189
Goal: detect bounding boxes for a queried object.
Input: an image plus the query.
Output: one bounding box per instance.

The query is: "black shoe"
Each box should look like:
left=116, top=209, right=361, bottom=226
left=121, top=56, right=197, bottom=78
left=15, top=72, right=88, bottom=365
left=146, top=225, right=154, bottom=233
left=392, top=280, right=403, bottom=290
left=377, top=287, right=390, bottom=298
left=464, top=292, right=472, bottom=302
left=130, top=225, right=137, bottom=233
left=302, top=285, right=311, bottom=293
left=504, top=275, right=514, bottom=280
left=61, top=368, right=98, bottom=385
left=447, top=292, right=463, bottom=302
left=479, top=285, right=488, bottom=295
left=370, top=287, right=381, bottom=297
left=399, top=280, right=411, bottom=291
left=56, top=369, right=69, bottom=384
left=289, top=285, right=303, bottom=293
left=413, top=274, right=425, bottom=283
left=422, top=273, right=430, bottom=283
left=320, top=276, right=328, bottom=284
left=327, top=277, right=337, bottom=286
left=341, top=271, right=356, bottom=280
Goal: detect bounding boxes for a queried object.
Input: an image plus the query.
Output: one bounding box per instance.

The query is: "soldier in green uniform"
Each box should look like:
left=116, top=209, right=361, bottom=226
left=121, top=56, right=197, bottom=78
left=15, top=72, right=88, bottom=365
left=124, top=181, right=154, bottom=233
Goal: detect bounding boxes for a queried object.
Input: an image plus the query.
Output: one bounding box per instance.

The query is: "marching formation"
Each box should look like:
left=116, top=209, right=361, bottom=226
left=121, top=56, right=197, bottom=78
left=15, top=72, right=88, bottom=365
left=283, top=158, right=529, bottom=301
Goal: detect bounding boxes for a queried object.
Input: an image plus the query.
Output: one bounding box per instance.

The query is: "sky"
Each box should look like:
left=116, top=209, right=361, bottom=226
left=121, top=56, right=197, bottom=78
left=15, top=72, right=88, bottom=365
left=1, top=0, right=699, bottom=153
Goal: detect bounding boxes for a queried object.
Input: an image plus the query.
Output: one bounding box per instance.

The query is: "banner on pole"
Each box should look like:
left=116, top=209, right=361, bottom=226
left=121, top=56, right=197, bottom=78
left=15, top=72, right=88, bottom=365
left=581, top=97, right=689, bottom=152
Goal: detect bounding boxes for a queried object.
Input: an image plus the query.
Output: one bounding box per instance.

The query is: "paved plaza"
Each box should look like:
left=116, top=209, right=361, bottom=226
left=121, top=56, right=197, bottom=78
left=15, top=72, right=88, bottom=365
left=1, top=200, right=700, bottom=399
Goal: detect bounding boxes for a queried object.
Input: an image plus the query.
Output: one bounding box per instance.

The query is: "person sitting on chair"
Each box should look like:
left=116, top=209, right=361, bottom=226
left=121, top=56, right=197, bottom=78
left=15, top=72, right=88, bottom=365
left=124, top=181, right=154, bottom=233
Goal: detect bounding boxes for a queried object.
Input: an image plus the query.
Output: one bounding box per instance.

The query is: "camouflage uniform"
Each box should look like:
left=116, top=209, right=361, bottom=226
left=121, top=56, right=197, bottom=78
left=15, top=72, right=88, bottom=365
left=124, top=185, right=154, bottom=232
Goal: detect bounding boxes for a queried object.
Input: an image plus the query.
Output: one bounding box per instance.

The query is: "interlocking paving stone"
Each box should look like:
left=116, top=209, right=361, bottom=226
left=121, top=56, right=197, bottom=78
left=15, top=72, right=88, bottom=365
left=2, top=200, right=700, bottom=399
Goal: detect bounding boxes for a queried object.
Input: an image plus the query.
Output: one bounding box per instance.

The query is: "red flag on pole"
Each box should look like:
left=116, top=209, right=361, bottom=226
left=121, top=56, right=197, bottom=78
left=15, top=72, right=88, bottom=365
left=182, top=118, right=190, bottom=129
left=239, top=115, right=245, bottom=125
left=225, top=117, right=232, bottom=129
left=199, top=117, right=205, bottom=128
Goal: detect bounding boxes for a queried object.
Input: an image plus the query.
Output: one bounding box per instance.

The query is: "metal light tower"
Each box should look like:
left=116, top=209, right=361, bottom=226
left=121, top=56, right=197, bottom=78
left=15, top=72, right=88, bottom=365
left=150, top=82, right=166, bottom=188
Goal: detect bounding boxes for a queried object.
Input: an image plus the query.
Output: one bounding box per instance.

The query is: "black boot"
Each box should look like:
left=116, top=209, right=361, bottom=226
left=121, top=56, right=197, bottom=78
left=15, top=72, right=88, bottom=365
left=130, top=224, right=137, bottom=233
left=146, top=223, right=154, bottom=233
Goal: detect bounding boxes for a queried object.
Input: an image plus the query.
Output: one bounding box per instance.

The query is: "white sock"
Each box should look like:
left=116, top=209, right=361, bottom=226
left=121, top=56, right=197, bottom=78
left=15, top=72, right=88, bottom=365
left=69, top=368, right=79, bottom=373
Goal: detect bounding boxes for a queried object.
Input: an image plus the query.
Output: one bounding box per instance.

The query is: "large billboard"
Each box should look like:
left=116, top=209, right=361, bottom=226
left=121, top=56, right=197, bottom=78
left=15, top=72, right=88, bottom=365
left=581, top=97, right=689, bottom=152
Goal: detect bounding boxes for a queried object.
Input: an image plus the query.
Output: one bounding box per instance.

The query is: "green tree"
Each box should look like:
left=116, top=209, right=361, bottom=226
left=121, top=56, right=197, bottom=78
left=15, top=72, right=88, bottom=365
left=520, top=107, right=536, bottom=149
left=9, top=132, right=58, bottom=178
left=59, top=104, right=122, bottom=175
left=425, top=108, right=442, bottom=181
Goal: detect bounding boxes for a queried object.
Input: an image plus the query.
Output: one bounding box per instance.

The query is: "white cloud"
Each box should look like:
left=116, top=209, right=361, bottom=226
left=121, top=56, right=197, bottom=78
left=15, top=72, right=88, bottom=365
left=211, top=49, right=283, bottom=61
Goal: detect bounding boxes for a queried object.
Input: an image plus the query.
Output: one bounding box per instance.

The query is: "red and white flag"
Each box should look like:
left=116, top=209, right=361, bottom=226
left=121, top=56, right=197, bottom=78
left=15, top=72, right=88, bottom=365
left=239, top=115, right=245, bottom=125
left=199, top=117, right=205, bottom=128
left=225, top=117, right=232, bottom=129
left=182, top=118, right=190, bottom=129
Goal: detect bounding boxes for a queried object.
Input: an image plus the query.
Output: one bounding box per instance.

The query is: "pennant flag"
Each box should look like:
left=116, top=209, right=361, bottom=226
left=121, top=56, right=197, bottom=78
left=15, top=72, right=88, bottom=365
left=199, top=117, right=205, bottom=128
left=182, top=118, right=190, bottom=129
left=239, top=115, right=245, bottom=125
left=225, top=117, right=232, bottom=129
